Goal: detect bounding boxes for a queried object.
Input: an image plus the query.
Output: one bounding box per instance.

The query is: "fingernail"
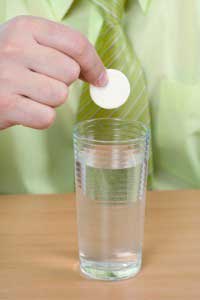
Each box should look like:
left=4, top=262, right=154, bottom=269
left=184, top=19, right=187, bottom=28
left=95, top=71, right=108, bottom=87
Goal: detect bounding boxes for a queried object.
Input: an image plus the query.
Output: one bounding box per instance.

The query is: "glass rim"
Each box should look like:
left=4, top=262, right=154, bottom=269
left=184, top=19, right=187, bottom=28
left=73, top=118, right=150, bottom=144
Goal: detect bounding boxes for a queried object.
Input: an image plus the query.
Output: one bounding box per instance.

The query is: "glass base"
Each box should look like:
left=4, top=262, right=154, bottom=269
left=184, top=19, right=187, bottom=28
left=80, top=257, right=142, bottom=281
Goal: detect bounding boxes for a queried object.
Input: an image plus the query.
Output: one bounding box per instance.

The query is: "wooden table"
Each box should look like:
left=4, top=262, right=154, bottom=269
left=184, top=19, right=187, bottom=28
left=0, top=190, right=200, bottom=299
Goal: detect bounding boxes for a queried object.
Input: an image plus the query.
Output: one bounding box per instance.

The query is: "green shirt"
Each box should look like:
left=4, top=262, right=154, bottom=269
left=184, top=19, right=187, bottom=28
left=0, top=0, right=200, bottom=193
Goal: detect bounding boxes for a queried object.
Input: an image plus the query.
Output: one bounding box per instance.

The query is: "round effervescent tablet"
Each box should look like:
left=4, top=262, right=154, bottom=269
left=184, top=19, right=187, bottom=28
left=90, top=69, right=130, bottom=109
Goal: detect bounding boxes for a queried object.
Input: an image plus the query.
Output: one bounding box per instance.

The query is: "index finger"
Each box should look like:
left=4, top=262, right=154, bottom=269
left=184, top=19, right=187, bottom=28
left=32, top=17, right=108, bottom=86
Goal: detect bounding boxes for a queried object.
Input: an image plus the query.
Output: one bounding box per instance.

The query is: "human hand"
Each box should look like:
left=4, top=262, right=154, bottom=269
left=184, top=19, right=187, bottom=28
left=0, top=16, right=107, bottom=129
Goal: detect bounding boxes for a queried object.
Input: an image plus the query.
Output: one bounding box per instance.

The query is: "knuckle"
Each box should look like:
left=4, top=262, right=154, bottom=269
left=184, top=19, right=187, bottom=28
left=74, top=33, right=90, bottom=58
left=0, top=34, right=21, bottom=57
left=0, top=43, right=18, bottom=56
left=70, top=63, right=80, bottom=82
left=51, top=82, right=68, bottom=107
left=46, top=22, right=61, bottom=37
left=90, top=62, right=102, bottom=78
left=0, top=42, right=23, bottom=65
left=43, top=79, right=68, bottom=107
left=10, top=15, right=33, bottom=29
left=0, top=19, right=32, bottom=57
left=83, top=60, right=97, bottom=76
left=40, top=108, right=56, bottom=129
left=0, top=57, right=19, bottom=82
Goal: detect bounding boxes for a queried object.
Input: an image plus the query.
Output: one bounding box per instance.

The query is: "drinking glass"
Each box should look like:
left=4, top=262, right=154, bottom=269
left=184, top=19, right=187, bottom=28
left=73, top=118, right=150, bottom=280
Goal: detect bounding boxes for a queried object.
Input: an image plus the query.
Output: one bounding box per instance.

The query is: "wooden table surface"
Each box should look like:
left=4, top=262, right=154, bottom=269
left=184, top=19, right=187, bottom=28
left=0, top=190, right=200, bottom=300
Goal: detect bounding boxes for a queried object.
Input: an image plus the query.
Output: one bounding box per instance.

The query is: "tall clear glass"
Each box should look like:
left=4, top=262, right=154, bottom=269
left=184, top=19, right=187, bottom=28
left=73, top=118, right=150, bottom=281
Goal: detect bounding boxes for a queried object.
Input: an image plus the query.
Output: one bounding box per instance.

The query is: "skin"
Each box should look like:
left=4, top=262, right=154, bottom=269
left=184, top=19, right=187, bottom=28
left=0, top=16, right=108, bottom=130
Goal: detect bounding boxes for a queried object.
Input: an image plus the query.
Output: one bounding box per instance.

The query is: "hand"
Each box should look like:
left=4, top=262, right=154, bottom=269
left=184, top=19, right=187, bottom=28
left=0, top=16, right=107, bottom=130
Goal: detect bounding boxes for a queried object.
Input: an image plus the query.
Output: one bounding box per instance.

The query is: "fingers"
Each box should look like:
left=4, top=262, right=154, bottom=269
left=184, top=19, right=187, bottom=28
left=26, top=44, right=80, bottom=84
left=14, top=68, right=68, bottom=107
left=3, top=95, right=56, bottom=129
left=0, top=15, right=108, bottom=131
left=0, top=61, right=67, bottom=130
left=32, top=17, right=108, bottom=86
